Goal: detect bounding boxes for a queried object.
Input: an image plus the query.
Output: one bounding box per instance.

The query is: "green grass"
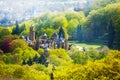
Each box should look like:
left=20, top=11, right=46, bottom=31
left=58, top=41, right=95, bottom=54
left=75, top=43, right=101, bottom=49
left=69, top=41, right=102, bottom=49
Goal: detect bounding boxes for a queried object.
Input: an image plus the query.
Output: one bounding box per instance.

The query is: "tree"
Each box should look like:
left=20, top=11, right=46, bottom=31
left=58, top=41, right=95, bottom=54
left=19, top=24, right=26, bottom=34
left=39, top=12, right=54, bottom=29
left=37, top=28, right=54, bottom=38
left=58, top=27, right=65, bottom=38
left=108, top=20, right=115, bottom=48
left=49, top=49, right=72, bottom=66
left=52, top=16, right=68, bottom=29
left=0, top=28, right=11, bottom=43
left=11, top=39, right=28, bottom=50
left=67, top=19, right=79, bottom=36
left=77, top=25, right=83, bottom=42
left=12, top=21, right=20, bottom=35
left=0, top=38, right=13, bottom=53
left=70, top=51, right=90, bottom=64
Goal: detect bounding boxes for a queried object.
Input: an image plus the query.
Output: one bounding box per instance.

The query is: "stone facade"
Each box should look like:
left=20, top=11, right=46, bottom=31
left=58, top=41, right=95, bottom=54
left=29, top=26, right=35, bottom=41
left=28, top=26, right=68, bottom=50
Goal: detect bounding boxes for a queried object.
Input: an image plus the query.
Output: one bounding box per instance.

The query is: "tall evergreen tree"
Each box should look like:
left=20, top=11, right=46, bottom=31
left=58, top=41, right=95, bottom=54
left=19, top=24, right=26, bottom=33
left=108, top=20, right=115, bottom=48
left=77, top=25, right=83, bottom=42
left=12, top=21, right=20, bottom=35
left=58, top=27, right=65, bottom=38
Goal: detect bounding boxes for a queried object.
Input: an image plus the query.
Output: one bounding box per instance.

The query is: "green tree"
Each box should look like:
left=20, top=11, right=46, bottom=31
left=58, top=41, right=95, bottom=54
left=11, top=39, right=28, bottom=50
left=37, top=28, right=54, bottom=38
left=52, top=15, right=68, bottom=29
left=49, top=49, right=72, bottom=66
left=67, top=19, right=79, bottom=37
left=12, top=21, right=20, bottom=35
left=39, top=12, right=54, bottom=29
left=58, top=27, right=65, bottom=38
left=108, top=20, right=115, bottom=48
left=0, top=38, right=13, bottom=53
left=77, top=25, right=83, bottom=42
left=0, top=28, right=11, bottom=42
left=19, top=24, right=26, bottom=34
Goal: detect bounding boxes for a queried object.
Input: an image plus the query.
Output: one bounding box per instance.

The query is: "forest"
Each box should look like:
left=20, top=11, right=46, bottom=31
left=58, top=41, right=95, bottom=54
left=0, top=0, right=120, bottom=80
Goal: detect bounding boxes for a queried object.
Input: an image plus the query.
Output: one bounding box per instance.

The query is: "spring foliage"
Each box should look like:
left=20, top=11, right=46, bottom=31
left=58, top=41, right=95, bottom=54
left=54, top=50, right=120, bottom=80
left=0, top=1, right=120, bottom=80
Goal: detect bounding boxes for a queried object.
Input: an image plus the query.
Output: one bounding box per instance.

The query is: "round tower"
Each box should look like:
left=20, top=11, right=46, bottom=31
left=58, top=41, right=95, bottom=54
left=29, top=25, right=35, bottom=41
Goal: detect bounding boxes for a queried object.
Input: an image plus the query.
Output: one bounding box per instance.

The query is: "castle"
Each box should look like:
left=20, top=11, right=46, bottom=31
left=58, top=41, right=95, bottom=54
left=26, top=25, right=68, bottom=51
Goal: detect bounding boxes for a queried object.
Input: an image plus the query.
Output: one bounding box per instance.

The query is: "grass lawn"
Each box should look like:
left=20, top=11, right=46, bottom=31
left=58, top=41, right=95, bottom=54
left=69, top=41, right=102, bottom=49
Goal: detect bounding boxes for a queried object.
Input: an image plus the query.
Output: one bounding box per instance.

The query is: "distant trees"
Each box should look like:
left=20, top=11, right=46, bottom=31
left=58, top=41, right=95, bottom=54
left=52, top=15, right=68, bottom=29
left=82, top=3, right=120, bottom=49
left=67, top=19, right=78, bottom=36
left=37, top=28, right=54, bottom=38
left=84, top=0, right=120, bottom=16
left=30, top=11, right=86, bottom=40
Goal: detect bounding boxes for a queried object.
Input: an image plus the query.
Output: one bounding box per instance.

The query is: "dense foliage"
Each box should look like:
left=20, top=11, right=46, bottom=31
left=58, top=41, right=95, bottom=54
left=54, top=50, right=120, bottom=80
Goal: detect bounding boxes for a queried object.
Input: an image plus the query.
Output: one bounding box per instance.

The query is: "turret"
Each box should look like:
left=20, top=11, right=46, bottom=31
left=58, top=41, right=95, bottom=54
left=29, top=25, right=35, bottom=41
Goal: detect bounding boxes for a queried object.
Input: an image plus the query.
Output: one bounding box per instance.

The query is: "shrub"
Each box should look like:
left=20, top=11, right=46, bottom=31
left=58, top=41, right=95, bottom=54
left=0, top=38, right=13, bottom=53
left=0, top=64, right=50, bottom=80
left=49, top=49, right=72, bottom=66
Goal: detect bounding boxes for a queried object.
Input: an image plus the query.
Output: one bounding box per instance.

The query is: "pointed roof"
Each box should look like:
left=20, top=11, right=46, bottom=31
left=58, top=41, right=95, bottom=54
left=53, top=32, right=58, bottom=37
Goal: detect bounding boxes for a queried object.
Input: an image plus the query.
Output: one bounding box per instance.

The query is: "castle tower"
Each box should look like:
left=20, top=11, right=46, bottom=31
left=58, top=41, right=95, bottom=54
left=65, top=39, right=68, bottom=50
left=29, top=25, right=35, bottom=41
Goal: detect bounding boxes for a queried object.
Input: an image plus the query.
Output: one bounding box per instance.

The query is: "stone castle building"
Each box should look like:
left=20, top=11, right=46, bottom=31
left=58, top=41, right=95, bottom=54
left=27, top=25, right=68, bottom=51
left=29, top=26, right=35, bottom=41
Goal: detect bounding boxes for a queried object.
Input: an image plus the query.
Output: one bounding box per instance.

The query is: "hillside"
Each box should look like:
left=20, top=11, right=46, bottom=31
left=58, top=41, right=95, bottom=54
left=0, top=0, right=86, bottom=26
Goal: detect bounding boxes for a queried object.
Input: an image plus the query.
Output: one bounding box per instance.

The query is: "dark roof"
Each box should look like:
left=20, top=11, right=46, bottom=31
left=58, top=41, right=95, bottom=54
left=25, top=35, right=31, bottom=42
left=53, top=32, right=58, bottom=37
left=20, top=35, right=25, bottom=39
left=55, top=38, right=64, bottom=43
